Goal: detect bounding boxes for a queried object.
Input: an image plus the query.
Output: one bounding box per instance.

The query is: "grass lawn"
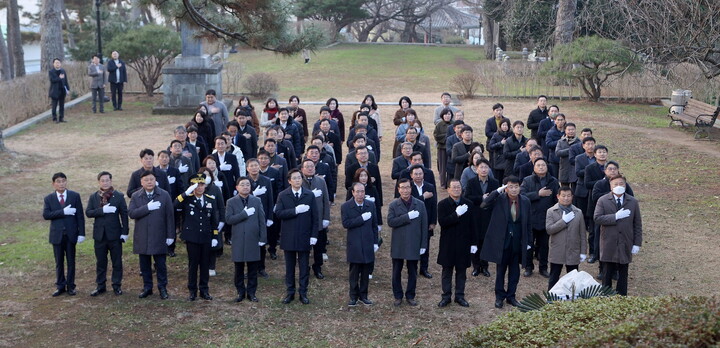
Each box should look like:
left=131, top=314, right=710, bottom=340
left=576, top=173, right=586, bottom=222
left=2, top=44, right=720, bottom=347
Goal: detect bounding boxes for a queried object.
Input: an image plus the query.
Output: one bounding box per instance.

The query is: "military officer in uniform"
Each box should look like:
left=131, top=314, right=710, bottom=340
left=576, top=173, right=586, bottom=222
left=174, top=173, right=220, bottom=301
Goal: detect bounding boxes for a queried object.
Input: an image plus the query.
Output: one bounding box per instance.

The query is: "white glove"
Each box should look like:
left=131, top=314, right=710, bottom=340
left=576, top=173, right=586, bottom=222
left=562, top=211, right=575, bottom=223
left=497, top=184, right=508, bottom=193
left=244, top=206, right=256, bottom=216
left=178, top=164, right=189, bottom=173
left=295, top=204, right=310, bottom=214
left=258, top=242, right=266, bottom=246
left=312, top=188, right=322, bottom=197
left=364, top=195, right=375, bottom=202
left=527, top=245, right=532, bottom=250
left=217, top=222, right=225, bottom=231
left=455, top=204, right=468, bottom=216
left=155, top=181, right=159, bottom=186
left=102, top=204, right=117, bottom=214
left=408, top=210, right=420, bottom=220
left=220, top=161, right=232, bottom=171
left=185, top=183, right=198, bottom=196
left=77, top=236, right=85, bottom=243
left=361, top=212, right=372, bottom=221
left=322, top=220, right=330, bottom=228
left=168, top=176, right=176, bottom=184
left=214, top=180, right=223, bottom=188
left=211, top=239, right=218, bottom=248
left=580, top=254, right=587, bottom=262
left=310, top=237, right=317, bottom=245
left=147, top=200, right=161, bottom=211
left=615, top=208, right=631, bottom=220
left=120, top=235, right=128, bottom=242
left=631, top=245, right=640, bottom=254
left=253, top=186, right=267, bottom=196
left=420, top=248, right=426, bottom=255
left=377, top=225, right=382, bottom=232
left=266, top=219, right=274, bottom=227
left=373, top=244, right=379, bottom=253
left=166, top=238, right=174, bottom=246
left=470, top=245, right=478, bottom=254
left=63, top=204, right=76, bottom=216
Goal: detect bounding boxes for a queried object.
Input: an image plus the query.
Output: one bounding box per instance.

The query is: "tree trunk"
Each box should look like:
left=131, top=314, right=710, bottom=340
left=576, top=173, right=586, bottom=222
left=116, top=0, right=126, bottom=18
left=554, top=0, right=576, bottom=47
left=482, top=12, right=494, bottom=60
left=130, top=0, right=142, bottom=22
left=61, top=6, right=77, bottom=50
left=8, top=0, right=26, bottom=77
left=0, top=25, right=11, bottom=81
left=41, top=0, right=65, bottom=72
left=371, top=22, right=388, bottom=42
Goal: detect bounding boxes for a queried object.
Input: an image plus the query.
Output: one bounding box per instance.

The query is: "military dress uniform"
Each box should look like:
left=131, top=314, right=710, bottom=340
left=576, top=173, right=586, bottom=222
left=174, top=174, right=220, bottom=300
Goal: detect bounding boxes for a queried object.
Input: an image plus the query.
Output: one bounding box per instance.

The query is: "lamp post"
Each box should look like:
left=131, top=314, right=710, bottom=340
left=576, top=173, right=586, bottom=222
left=95, top=0, right=103, bottom=62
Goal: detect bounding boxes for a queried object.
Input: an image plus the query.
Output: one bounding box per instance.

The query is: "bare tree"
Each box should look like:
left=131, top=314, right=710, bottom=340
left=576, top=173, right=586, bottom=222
left=395, top=0, right=454, bottom=42
left=41, top=0, right=65, bottom=72
left=8, top=0, right=26, bottom=77
left=352, top=0, right=408, bottom=42
left=553, top=0, right=575, bottom=46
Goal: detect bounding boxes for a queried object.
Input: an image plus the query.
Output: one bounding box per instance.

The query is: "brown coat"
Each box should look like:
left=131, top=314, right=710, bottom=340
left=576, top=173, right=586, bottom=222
left=546, top=203, right=587, bottom=265
left=593, top=193, right=643, bottom=264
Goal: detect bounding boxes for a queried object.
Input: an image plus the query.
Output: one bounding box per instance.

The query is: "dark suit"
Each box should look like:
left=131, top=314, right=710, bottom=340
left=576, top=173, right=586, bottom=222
left=520, top=173, right=559, bottom=272
left=43, top=190, right=85, bottom=291
left=213, top=152, right=240, bottom=191
left=274, top=187, right=319, bottom=296
left=345, top=162, right=383, bottom=206
left=463, top=176, right=500, bottom=271
left=584, top=161, right=606, bottom=257
left=235, top=125, right=259, bottom=161
left=437, top=197, right=476, bottom=301
left=106, top=58, right=127, bottom=109
left=394, top=166, right=436, bottom=198
left=126, top=167, right=170, bottom=198
left=175, top=192, right=220, bottom=294
left=411, top=181, right=437, bottom=273
left=48, top=68, right=69, bottom=121
left=341, top=199, right=379, bottom=301
left=391, top=156, right=411, bottom=180
left=85, top=190, right=128, bottom=291
left=527, top=107, right=548, bottom=138
left=479, top=190, right=532, bottom=301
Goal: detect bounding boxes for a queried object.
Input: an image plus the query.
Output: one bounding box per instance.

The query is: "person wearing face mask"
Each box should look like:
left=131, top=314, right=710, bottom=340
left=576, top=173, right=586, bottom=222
left=537, top=105, right=560, bottom=150
left=593, top=175, right=642, bottom=296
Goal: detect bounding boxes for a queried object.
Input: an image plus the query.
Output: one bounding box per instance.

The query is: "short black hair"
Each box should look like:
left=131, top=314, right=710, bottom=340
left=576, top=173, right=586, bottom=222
left=287, top=168, right=301, bottom=181
left=140, top=170, right=155, bottom=179
left=410, top=151, right=423, bottom=159
left=205, top=89, right=217, bottom=96
left=594, top=145, right=609, bottom=153
left=226, top=120, right=240, bottom=129
left=398, top=178, right=411, bottom=186
left=97, top=171, right=112, bottom=181
left=475, top=158, right=490, bottom=167
left=538, top=95, right=547, bottom=100
left=158, top=150, right=171, bottom=157
left=581, top=128, right=592, bottom=134
left=170, top=139, right=183, bottom=148
left=214, top=136, right=227, bottom=144
left=453, top=120, right=465, bottom=127
left=319, top=106, right=331, bottom=114
left=492, top=103, right=504, bottom=110
left=606, top=160, right=620, bottom=169
left=186, top=125, right=198, bottom=133
left=503, top=175, right=521, bottom=185
left=409, top=164, right=424, bottom=173
left=512, top=120, right=525, bottom=128
left=558, top=186, right=573, bottom=195
left=582, top=136, right=596, bottom=144
left=441, top=92, right=451, bottom=98
left=306, top=145, right=320, bottom=153
left=566, top=122, right=576, bottom=128
left=289, top=95, right=300, bottom=103
left=52, top=172, right=67, bottom=182
left=264, top=138, right=276, bottom=145
left=461, top=125, right=473, bottom=133
left=139, top=148, right=154, bottom=158
left=235, top=176, right=250, bottom=186
left=398, top=96, right=412, bottom=108
left=257, top=149, right=270, bottom=158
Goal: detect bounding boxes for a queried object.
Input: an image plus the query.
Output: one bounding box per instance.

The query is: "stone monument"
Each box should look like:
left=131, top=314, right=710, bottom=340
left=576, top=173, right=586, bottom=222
left=153, top=23, right=231, bottom=114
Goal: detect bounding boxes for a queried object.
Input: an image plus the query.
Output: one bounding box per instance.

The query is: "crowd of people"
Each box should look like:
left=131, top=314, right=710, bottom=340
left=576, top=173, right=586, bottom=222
left=43, top=87, right=643, bottom=308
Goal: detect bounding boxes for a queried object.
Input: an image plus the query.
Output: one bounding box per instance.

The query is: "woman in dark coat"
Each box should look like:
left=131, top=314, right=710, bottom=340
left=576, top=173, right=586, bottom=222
left=326, top=97, right=345, bottom=141
left=488, top=119, right=512, bottom=179
left=345, top=168, right=383, bottom=225
left=191, top=109, right=216, bottom=147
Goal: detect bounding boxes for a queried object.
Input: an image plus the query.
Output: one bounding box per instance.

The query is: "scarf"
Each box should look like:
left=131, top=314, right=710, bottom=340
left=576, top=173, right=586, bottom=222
left=265, top=107, right=278, bottom=121
left=559, top=204, right=573, bottom=214
left=100, top=187, right=114, bottom=205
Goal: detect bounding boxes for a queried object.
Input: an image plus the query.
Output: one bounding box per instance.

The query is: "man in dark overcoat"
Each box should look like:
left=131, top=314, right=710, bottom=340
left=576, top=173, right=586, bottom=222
left=436, top=179, right=476, bottom=307
left=342, top=183, right=379, bottom=306
left=128, top=170, right=175, bottom=300
left=463, top=158, right=499, bottom=277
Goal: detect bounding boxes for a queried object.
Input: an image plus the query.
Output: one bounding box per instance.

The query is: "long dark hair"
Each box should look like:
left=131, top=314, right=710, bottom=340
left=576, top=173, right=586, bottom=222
left=362, top=95, right=377, bottom=110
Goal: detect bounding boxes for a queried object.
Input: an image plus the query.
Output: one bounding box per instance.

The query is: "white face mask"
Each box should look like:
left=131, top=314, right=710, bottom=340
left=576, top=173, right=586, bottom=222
left=612, top=186, right=625, bottom=195
left=204, top=177, right=212, bottom=185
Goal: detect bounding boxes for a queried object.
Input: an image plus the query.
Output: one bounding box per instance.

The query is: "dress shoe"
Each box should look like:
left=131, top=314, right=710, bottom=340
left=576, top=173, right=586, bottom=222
left=523, top=269, right=533, bottom=277
left=113, top=288, right=123, bottom=296
left=168, top=251, right=176, bottom=257
left=494, top=299, right=504, bottom=308
left=587, top=255, right=597, bottom=264
left=159, top=288, right=169, bottom=300
left=224, top=239, right=232, bottom=245
left=393, top=298, right=403, bottom=307
left=235, top=294, right=244, bottom=302
left=471, top=268, right=480, bottom=277
left=52, top=288, right=66, bottom=297
left=59, top=119, right=67, bottom=123
left=438, top=298, right=451, bottom=307
left=359, top=298, right=373, bottom=305
left=99, top=111, right=104, bottom=114
left=282, top=294, right=295, bottom=304
left=406, top=298, right=418, bottom=306
left=348, top=299, right=358, bottom=307
left=270, top=251, right=278, bottom=260
left=481, top=268, right=491, bottom=277
left=200, top=292, right=213, bottom=300
left=506, top=298, right=521, bottom=307
left=248, top=295, right=259, bottom=302
left=90, top=288, right=107, bottom=297
left=455, top=297, right=470, bottom=307
left=138, top=289, right=153, bottom=298
left=259, top=269, right=269, bottom=279
left=314, top=270, right=325, bottom=280
left=420, top=270, right=433, bottom=279
left=67, top=289, right=77, bottom=296
left=299, top=295, right=310, bottom=305
left=539, top=270, right=550, bottom=278
left=117, top=107, right=123, bottom=111
left=188, top=293, right=197, bottom=301
left=597, top=272, right=604, bottom=280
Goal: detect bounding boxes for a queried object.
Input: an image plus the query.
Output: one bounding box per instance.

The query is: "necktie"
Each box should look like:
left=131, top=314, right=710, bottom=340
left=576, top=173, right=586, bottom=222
left=616, top=198, right=622, bottom=209
left=147, top=192, right=153, bottom=201
left=59, top=194, right=65, bottom=206
left=510, top=200, right=517, bottom=222
left=295, top=192, right=300, bottom=200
